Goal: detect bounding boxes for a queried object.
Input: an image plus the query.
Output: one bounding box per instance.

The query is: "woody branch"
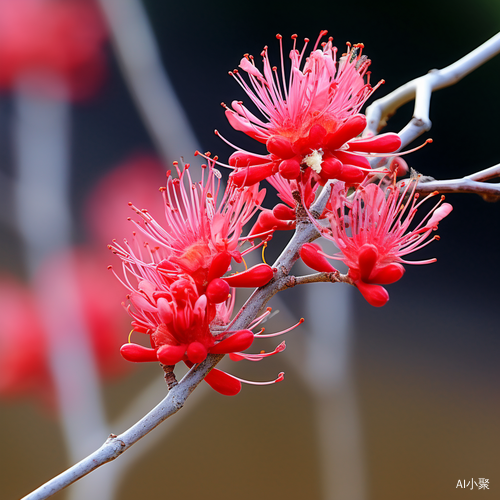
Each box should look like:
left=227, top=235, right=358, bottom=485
left=365, top=31, right=500, bottom=200
left=365, top=32, right=500, bottom=147
left=414, top=164, right=500, bottom=202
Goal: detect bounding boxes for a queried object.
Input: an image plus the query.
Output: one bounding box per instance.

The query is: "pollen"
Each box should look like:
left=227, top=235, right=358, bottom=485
left=303, top=149, right=324, bottom=174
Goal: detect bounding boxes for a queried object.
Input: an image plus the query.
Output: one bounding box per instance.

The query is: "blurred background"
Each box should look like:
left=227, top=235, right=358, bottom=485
left=0, top=0, right=499, bottom=499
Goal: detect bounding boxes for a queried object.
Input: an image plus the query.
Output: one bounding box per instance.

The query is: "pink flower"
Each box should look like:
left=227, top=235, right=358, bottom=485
left=308, top=175, right=453, bottom=307
left=109, top=160, right=287, bottom=395
left=222, top=32, right=401, bottom=188
left=110, top=159, right=273, bottom=291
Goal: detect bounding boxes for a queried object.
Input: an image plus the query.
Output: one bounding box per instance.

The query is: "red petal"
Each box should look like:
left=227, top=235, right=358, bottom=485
left=300, top=243, right=337, bottom=273
left=368, top=263, right=405, bottom=285
left=266, top=136, right=295, bottom=159
left=157, top=344, right=186, bottom=365
left=156, top=297, right=173, bottom=324
left=205, top=369, right=242, bottom=396
left=358, top=244, right=379, bottom=282
left=206, top=278, right=230, bottom=304
left=210, top=330, right=254, bottom=354
left=230, top=163, right=275, bottom=187
left=324, top=114, right=367, bottom=151
left=186, top=342, right=208, bottom=364
left=120, top=343, right=158, bottom=363
left=223, top=264, right=274, bottom=288
left=347, top=133, right=401, bottom=153
left=356, top=281, right=389, bottom=307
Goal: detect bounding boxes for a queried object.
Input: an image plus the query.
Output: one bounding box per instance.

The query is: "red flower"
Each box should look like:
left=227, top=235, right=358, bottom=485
left=306, top=175, right=452, bottom=306
left=110, top=160, right=287, bottom=395
left=110, top=159, right=274, bottom=295
left=222, top=32, right=400, bottom=189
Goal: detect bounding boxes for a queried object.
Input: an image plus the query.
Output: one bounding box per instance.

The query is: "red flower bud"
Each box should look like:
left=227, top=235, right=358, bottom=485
left=273, top=203, right=295, bottom=221
left=324, top=114, right=367, bottom=151
left=347, top=132, right=401, bottom=153
left=210, top=330, right=254, bottom=354
left=278, top=158, right=301, bottom=179
left=355, top=281, right=389, bottom=307
left=230, top=163, right=275, bottom=187
left=300, top=243, right=337, bottom=273
left=229, top=151, right=270, bottom=167
left=157, top=344, right=186, bottom=365
left=120, top=343, right=158, bottom=363
left=368, top=263, right=405, bottom=285
left=207, top=251, right=232, bottom=282
left=186, top=342, right=208, bottom=364
left=358, top=244, right=379, bottom=282
left=206, top=278, right=230, bottom=304
left=266, top=136, right=295, bottom=159
left=223, top=264, right=274, bottom=288
left=204, top=369, right=242, bottom=396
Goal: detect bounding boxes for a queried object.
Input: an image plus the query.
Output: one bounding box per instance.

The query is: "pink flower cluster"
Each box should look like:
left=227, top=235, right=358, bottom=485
left=220, top=31, right=452, bottom=305
left=111, top=31, right=453, bottom=394
left=110, top=161, right=286, bottom=395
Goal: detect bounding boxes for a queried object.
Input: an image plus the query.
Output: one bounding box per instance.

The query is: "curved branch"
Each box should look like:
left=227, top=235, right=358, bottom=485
left=365, top=32, right=500, bottom=148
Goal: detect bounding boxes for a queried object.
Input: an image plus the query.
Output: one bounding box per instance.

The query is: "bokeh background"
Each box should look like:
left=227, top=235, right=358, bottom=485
left=0, top=1, right=499, bottom=499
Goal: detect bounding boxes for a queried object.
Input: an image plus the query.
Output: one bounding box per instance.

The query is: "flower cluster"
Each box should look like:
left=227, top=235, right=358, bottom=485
left=110, top=161, right=286, bottom=395
left=111, top=31, right=453, bottom=395
left=218, top=31, right=405, bottom=236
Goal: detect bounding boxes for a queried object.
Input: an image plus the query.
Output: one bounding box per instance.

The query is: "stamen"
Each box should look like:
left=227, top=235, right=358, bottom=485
left=241, top=256, right=248, bottom=271
left=255, top=317, right=304, bottom=338
left=229, top=372, right=285, bottom=385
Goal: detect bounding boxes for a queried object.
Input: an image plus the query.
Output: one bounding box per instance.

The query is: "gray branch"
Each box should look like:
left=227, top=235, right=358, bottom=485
left=365, top=32, right=500, bottom=148
left=416, top=163, right=500, bottom=202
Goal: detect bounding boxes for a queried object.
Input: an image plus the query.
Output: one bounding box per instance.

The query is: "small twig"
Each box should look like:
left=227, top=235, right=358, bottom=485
left=365, top=32, right=500, bottom=148
left=282, top=272, right=354, bottom=290
left=161, top=364, right=178, bottom=390
left=416, top=165, right=500, bottom=202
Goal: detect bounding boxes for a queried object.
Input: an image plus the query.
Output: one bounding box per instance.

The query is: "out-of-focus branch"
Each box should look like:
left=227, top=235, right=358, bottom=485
left=97, top=0, right=200, bottom=164
left=365, top=32, right=500, bottom=148
left=414, top=163, right=500, bottom=201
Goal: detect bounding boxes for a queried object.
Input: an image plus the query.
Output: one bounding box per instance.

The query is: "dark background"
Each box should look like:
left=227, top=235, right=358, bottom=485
left=0, top=0, right=499, bottom=499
